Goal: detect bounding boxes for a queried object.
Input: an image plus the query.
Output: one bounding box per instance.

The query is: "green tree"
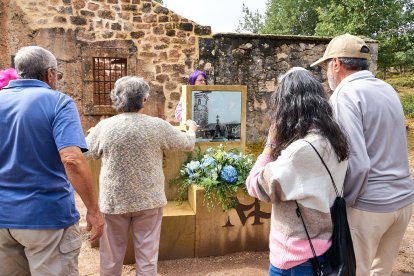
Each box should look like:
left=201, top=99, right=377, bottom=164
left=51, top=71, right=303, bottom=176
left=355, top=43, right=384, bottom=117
left=394, top=45, right=414, bottom=73
left=237, top=0, right=320, bottom=34
left=259, top=0, right=331, bottom=35
left=237, top=0, right=414, bottom=74
left=154, top=0, right=163, bottom=5
left=236, top=3, right=264, bottom=33
left=315, top=0, right=414, bottom=75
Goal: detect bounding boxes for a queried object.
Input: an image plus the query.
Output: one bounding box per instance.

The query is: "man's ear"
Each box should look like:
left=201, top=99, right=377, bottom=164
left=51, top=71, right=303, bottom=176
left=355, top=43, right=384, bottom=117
left=44, top=68, right=53, bottom=86
left=332, top=58, right=341, bottom=73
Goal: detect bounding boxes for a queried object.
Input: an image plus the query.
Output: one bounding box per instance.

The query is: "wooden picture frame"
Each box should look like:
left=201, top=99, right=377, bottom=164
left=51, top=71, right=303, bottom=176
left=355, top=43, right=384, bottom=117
left=181, top=85, right=247, bottom=150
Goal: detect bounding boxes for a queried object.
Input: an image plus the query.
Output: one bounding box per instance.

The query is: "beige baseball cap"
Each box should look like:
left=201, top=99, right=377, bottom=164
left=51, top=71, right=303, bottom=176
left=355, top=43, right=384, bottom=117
left=310, top=33, right=370, bottom=67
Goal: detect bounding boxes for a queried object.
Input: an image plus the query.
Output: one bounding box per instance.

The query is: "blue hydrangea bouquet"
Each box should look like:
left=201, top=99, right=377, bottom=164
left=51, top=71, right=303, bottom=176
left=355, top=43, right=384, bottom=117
left=175, top=145, right=254, bottom=211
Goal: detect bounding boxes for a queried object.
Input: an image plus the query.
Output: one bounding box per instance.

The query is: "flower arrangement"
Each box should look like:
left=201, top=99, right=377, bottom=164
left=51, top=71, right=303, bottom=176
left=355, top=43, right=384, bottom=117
left=175, top=145, right=254, bottom=211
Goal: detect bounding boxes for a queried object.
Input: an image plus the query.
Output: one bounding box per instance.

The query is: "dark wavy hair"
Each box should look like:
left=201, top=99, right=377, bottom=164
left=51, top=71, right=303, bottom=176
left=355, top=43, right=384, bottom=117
left=269, top=68, right=348, bottom=161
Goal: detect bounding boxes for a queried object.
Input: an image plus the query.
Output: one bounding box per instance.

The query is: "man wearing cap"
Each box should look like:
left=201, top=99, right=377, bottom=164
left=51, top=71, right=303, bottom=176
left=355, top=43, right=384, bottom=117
left=311, top=33, right=414, bottom=275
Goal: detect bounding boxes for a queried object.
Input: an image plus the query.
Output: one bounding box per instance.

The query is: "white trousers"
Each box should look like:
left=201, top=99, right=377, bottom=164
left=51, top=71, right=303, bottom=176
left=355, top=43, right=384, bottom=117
left=347, top=203, right=413, bottom=276
left=100, top=207, right=163, bottom=276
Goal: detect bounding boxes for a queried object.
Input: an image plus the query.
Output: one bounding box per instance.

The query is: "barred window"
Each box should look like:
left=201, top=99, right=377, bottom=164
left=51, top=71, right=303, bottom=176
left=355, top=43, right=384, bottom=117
left=81, top=40, right=137, bottom=115
left=93, top=57, right=127, bottom=105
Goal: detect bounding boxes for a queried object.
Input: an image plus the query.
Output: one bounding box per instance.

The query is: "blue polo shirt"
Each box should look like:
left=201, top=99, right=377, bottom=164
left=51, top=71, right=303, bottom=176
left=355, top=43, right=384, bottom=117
left=0, top=79, right=87, bottom=229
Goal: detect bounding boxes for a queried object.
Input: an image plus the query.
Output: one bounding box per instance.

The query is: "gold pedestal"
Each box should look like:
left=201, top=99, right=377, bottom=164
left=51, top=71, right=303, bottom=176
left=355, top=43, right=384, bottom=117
left=188, top=185, right=271, bottom=257
left=89, top=151, right=271, bottom=264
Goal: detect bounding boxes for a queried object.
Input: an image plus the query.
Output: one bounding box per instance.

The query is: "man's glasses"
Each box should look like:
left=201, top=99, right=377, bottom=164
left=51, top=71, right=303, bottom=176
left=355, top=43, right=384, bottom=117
left=50, top=68, right=63, bottom=80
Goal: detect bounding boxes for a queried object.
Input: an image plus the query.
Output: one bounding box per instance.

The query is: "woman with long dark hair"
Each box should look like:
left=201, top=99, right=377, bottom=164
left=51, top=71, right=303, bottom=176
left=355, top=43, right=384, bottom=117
left=246, top=67, right=349, bottom=275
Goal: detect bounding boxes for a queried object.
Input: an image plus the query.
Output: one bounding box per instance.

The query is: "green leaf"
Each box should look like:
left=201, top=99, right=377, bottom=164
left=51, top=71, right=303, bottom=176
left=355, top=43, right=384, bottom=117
left=172, top=145, right=256, bottom=211
left=242, top=0, right=414, bottom=72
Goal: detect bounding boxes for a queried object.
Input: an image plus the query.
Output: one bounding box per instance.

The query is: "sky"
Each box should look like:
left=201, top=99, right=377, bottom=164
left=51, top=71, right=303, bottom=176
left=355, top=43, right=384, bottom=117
left=162, top=0, right=267, bottom=33
left=192, top=92, right=241, bottom=123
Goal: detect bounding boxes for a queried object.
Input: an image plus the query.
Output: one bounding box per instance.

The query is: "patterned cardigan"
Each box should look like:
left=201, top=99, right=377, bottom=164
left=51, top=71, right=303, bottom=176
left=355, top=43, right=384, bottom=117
left=245, top=133, right=348, bottom=269
left=85, top=113, right=195, bottom=214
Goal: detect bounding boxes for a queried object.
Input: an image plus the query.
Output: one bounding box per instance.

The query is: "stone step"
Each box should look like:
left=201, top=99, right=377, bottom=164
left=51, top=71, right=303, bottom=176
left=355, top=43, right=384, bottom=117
left=163, top=200, right=195, bottom=217
left=159, top=201, right=196, bottom=260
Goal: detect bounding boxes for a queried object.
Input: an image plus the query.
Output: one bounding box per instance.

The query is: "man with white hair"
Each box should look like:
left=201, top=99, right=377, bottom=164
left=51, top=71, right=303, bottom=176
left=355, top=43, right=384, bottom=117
left=0, top=46, right=104, bottom=275
left=311, top=34, right=414, bottom=275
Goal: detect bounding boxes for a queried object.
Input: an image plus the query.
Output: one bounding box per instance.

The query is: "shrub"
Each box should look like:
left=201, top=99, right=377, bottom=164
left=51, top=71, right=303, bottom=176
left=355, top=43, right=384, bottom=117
left=401, top=94, right=414, bottom=119
left=174, top=144, right=254, bottom=211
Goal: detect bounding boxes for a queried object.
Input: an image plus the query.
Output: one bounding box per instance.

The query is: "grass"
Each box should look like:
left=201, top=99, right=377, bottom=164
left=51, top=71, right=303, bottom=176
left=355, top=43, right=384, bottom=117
left=401, top=94, right=414, bottom=119
left=387, top=74, right=414, bottom=91
left=385, top=72, right=414, bottom=122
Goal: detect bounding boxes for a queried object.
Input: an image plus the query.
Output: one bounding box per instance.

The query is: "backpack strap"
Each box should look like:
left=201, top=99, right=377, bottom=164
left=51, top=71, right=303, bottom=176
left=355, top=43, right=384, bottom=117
left=295, top=201, right=318, bottom=258
left=295, top=200, right=324, bottom=275
left=295, top=139, right=342, bottom=275
left=302, top=140, right=340, bottom=197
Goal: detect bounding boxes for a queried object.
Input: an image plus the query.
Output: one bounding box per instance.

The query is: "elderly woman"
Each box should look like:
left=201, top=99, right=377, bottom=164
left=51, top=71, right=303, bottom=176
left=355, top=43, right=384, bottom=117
left=85, top=76, right=198, bottom=276
left=246, top=68, right=349, bottom=275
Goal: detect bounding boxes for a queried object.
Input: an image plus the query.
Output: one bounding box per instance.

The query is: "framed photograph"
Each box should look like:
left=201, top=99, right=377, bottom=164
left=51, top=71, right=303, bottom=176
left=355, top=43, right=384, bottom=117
left=181, top=85, right=247, bottom=150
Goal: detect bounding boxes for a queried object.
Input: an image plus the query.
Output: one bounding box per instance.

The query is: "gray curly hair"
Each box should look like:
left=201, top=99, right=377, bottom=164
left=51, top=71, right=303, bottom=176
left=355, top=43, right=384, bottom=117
left=111, top=76, right=150, bottom=112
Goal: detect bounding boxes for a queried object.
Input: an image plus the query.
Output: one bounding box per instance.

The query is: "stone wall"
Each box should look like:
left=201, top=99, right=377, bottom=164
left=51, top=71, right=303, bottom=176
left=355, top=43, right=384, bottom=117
left=198, top=33, right=378, bottom=143
left=0, top=0, right=212, bottom=129
left=0, top=1, right=378, bottom=143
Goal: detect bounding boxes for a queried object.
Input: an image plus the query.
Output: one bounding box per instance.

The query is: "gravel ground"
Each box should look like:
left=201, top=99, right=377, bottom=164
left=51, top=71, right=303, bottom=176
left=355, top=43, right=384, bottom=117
left=76, top=195, right=414, bottom=276
left=77, top=131, right=414, bottom=275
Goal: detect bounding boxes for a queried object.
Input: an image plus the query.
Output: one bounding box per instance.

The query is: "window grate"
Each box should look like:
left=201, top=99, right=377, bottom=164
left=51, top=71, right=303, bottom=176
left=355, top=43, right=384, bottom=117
left=93, top=57, right=127, bottom=105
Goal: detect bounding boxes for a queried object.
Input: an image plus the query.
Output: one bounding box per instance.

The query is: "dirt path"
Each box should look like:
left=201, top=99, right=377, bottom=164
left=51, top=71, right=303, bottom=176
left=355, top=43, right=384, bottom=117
left=76, top=196, right=414, bottom=276
left=77, top=131, right=414, bottom=275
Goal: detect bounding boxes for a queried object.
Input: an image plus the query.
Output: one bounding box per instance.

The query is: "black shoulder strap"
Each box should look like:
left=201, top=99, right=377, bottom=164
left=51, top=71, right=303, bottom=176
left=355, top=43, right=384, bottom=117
left=295, top=201, right=324, bottom=275
left=303, top=140, right=340, bottom=197
left=295, top=139, right=342, bottom=275
left=295, top=200, right=318, bottom=258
